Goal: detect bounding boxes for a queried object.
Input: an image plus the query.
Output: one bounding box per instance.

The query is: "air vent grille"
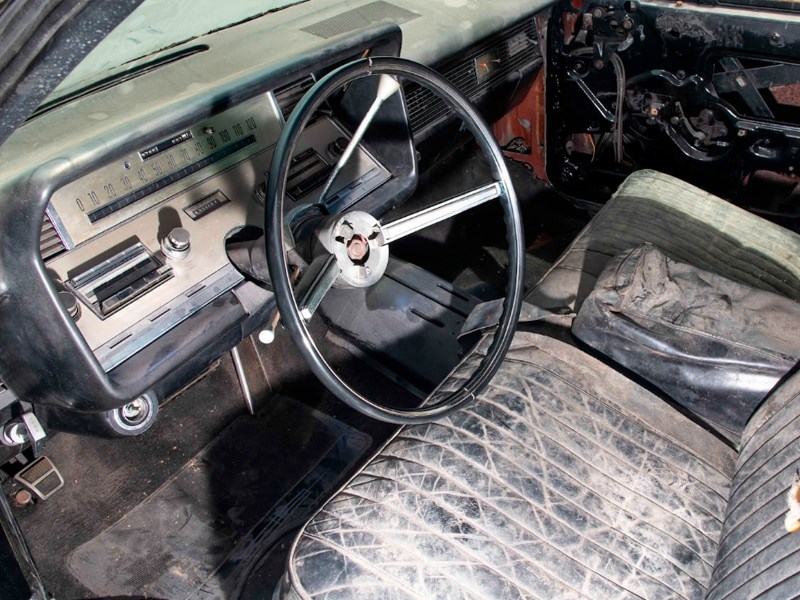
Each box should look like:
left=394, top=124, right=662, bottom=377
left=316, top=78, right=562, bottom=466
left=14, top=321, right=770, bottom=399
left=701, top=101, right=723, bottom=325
left=404, top=19, right=540, bottom=135
left=274, top=76, right=316, bottom=121
left=41, top=214, right=67, bottom=262
left=301, top=1, right=420, bottom=39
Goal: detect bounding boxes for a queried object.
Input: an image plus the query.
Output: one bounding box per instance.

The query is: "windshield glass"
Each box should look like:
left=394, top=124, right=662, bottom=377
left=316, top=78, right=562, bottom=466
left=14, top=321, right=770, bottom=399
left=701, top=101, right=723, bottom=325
left=53, top=0, right=306, bottom=96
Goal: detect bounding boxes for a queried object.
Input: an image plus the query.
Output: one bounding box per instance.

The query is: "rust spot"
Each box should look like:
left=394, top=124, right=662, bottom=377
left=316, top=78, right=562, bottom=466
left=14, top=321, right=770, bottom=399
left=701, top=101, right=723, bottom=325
left=562, top=11, right=580, bottom=42
left=492, top=69, right=548, bottom=182
left=771, top=83, right=800, bottom=107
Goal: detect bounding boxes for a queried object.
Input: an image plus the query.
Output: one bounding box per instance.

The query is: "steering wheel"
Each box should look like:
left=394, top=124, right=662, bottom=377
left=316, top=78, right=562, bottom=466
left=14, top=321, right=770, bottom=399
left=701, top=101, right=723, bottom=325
left=265, top=57, right=524, bottom=424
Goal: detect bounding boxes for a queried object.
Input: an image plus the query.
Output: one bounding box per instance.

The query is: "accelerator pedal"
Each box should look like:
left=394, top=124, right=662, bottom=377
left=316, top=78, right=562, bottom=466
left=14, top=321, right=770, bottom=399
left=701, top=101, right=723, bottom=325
left=14, top=456, right=64, bottom=501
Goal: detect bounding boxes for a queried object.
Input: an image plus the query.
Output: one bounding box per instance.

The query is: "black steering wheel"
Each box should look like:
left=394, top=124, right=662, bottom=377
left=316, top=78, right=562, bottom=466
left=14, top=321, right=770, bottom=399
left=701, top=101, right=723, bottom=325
left=265, top=57, right=525, bottom=424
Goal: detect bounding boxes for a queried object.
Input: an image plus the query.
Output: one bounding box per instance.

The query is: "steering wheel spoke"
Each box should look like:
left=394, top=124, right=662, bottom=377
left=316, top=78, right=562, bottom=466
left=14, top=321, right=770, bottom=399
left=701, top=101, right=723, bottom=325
left=296, top=253, right=341, bottom=321
left=318, top=74, right=401, bottom=204
left=380, top=181, right=504, bottom=245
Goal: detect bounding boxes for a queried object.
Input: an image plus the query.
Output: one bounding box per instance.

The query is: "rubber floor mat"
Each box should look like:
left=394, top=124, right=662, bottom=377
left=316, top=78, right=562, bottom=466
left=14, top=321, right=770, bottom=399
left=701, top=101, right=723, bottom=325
left=67, top=396, right=371, bottom=599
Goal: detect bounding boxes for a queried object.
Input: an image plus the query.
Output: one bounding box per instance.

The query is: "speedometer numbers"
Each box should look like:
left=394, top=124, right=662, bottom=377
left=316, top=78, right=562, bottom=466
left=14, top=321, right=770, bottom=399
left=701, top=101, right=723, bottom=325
left=72, top=114, right=261, bottom=223
left=49, top=93, right=282, bottom=247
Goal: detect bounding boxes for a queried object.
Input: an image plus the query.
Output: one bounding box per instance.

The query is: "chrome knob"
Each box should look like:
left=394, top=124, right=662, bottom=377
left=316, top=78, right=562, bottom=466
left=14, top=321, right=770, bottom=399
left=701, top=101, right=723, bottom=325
left=161, top=227, right=191, bottom=260
left=58, top=290, right=80, bottom=319
left=1, top=421, right=28, bottom=446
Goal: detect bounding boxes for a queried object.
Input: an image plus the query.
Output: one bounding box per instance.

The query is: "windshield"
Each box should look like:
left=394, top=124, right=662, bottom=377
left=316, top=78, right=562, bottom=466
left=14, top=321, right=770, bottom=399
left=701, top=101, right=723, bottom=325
left=53, top=0, right=306, bottom=96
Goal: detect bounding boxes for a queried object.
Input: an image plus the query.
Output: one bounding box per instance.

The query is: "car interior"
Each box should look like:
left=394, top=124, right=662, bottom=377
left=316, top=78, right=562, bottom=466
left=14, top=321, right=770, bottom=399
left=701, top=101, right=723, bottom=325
left=0, top=0, right=799, bottom=598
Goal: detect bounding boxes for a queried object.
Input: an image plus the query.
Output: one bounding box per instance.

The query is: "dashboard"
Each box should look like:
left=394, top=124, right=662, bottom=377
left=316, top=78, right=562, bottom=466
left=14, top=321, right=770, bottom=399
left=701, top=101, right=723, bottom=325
left=46, top=93, right=390, bottom=373
left=0, top=24, right=410, bottom=418
left=0, top=0, right=549, bottom=431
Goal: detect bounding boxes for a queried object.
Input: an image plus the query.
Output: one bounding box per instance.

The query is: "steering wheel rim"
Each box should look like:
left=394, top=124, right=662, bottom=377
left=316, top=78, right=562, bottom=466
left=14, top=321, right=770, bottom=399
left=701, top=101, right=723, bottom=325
left=265, top=57, right=525, bottom=424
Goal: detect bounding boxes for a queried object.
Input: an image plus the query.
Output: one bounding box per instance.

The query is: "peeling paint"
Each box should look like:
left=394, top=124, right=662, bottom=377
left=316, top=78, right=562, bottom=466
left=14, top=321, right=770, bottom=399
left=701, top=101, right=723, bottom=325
left=655, top=13, right=744, bottom=48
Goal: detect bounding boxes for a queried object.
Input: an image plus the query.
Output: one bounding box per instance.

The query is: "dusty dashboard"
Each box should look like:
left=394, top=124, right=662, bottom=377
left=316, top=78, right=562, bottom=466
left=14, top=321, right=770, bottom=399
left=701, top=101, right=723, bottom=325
left=45, top=92, right=391, bottom=373
left=0, top=24, right=410, bottom=415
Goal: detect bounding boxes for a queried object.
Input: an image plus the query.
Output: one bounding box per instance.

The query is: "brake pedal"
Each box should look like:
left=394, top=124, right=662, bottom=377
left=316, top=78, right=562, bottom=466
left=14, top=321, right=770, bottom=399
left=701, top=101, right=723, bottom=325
left=14, top=456, right=64, bottom=501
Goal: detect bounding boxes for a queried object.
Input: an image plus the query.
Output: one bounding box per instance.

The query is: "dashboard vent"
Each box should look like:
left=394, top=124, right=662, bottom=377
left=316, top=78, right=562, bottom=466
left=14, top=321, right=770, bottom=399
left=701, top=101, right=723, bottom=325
left=301, top=1, right=420, bottom=39
left=40, top=214, right=67, bottom=262
left=274, top=76, right=316, bottom=121
left=404, top=19, right=540, bottom=135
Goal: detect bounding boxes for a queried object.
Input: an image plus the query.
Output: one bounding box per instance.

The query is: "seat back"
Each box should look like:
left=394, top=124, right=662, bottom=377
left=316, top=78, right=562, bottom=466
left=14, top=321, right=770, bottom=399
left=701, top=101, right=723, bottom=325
left=525, top=170, right=800, bottom=318
left=707, top=371, right=800, bottom=599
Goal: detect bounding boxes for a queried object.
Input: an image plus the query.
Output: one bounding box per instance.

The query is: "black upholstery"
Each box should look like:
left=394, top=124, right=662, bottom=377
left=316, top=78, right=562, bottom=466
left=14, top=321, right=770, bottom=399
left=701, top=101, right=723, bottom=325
left=281, top=333, right=738, bottom=599
left=280, top=171, right=800, bottom=599
left=572, top=243, right=800, bottom=441
left=282, top=332, right=800, bottom=599
left=708, top=371, right=800, bottom=599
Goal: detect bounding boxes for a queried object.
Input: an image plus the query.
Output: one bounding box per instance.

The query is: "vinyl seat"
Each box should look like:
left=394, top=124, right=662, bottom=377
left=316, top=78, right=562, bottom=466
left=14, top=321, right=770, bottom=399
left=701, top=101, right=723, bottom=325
left=279, top=171, right=800, bottom=599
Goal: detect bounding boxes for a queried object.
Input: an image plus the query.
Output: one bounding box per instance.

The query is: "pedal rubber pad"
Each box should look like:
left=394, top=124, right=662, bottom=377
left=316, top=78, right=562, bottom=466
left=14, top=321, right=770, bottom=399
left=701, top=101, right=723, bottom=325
left=14, top=456, right=64, bottom=500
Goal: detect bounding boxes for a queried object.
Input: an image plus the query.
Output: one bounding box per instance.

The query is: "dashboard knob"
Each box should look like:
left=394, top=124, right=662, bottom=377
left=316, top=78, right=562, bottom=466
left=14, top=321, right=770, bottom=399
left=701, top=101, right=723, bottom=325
left=58, top=290, right=80, bottom=319
left=253, top=180, right=267, bottom=206
left=327, top=136, right=349, bottom=160
left=161, top=227, right=191, bottom=260
left=1, top=421, right=28, bottom=446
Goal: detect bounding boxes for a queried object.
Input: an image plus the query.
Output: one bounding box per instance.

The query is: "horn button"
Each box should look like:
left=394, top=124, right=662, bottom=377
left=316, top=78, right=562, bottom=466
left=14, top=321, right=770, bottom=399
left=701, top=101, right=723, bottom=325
left=319, top=211, right=388, bottom=288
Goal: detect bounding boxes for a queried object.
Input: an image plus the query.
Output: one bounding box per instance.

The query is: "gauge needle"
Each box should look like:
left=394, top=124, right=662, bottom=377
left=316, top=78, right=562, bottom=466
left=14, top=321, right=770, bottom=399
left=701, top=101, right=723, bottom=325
left=317, top=74, right=401, bottom=204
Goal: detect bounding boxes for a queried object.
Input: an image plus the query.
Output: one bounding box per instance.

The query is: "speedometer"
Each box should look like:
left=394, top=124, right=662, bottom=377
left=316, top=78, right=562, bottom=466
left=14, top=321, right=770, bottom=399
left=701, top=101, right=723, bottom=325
left=84, top=126, right=256, bottom=224
left=48, top=95, right=282, bottom=246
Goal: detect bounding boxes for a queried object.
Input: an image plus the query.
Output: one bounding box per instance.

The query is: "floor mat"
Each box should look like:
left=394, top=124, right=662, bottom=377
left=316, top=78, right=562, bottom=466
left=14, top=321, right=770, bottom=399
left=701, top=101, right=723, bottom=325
left=67, top=396, right=370, bottom=599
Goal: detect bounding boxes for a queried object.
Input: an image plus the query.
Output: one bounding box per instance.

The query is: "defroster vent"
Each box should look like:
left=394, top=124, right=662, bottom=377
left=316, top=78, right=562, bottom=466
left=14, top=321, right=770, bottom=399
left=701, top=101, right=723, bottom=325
left=301, top=1, right=420, bottom=39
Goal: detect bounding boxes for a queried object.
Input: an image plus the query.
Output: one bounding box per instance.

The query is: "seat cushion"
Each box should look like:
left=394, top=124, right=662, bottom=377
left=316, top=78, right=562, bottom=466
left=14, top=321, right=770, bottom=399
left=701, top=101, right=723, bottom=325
left=281, top=332, right=736, bottom=599
left=525, top=170, right=800, bottom=320
left=572, top=243, right=800, bottom=441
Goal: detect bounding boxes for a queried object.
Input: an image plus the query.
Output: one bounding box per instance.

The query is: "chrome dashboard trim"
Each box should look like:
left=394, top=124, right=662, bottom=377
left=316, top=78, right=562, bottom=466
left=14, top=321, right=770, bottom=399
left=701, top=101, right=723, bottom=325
left=96, top=264, right=244, bottom=372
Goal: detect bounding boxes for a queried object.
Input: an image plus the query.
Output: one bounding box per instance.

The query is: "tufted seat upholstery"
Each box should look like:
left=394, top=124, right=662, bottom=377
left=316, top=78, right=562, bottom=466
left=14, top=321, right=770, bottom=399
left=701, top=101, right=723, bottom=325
left=279, top=171, right=800, bottom=599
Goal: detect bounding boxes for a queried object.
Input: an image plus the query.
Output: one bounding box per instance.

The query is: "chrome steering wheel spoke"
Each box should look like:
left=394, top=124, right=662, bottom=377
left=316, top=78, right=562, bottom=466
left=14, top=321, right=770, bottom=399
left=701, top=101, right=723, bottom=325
left=380, top=182, right=504, bottom=245
left=296, top=254, right=341, bottom=321
left=317, top=74, right=401, bottom=205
